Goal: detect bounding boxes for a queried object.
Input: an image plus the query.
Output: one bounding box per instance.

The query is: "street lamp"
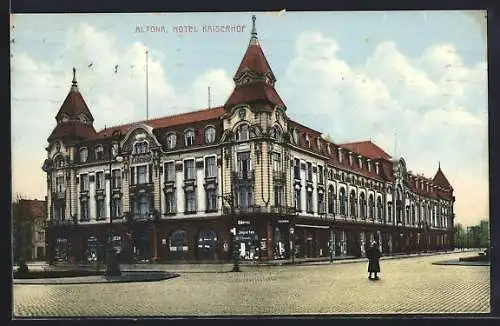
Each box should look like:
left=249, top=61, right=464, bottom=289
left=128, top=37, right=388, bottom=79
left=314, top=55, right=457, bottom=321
left=106, top=129, right=123, bottom=276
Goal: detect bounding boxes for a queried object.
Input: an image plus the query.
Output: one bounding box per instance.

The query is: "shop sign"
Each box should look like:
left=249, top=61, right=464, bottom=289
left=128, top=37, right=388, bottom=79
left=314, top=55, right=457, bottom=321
left=237, top=220, right=251, bottom=225
left=277, top=219, right=289, bottom=224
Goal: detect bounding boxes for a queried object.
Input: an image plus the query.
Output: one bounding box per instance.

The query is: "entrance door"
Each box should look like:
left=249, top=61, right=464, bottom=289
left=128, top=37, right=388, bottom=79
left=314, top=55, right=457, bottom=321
left=196, top=229, right=218, bottom=261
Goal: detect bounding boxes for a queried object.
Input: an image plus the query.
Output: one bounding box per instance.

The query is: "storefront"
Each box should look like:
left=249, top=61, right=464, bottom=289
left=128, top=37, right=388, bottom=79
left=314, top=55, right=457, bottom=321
left=273, top=219, right=290, bottom=259
left=235, top=219, right=260, bottom=260
left=168, top=229, right=189, bottom=261
left=86, top=236, right=100, bottom=263
left=196, top=229, right=219, bottom=260
left=54, top=237, right=69, bottom=262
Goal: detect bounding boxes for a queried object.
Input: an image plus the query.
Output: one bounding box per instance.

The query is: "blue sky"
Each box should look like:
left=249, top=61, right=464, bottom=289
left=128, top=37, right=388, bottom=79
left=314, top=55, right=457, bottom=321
left=10, top=11, right=487, bottom=226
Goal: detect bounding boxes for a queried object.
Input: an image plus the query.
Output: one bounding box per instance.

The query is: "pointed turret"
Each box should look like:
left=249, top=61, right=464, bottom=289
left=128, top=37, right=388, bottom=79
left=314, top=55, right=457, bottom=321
left=433, top=163, right=453, bottom=190
left=224, top=15, right=285, bottom=110
left=48, top=68, right=96, bottom=142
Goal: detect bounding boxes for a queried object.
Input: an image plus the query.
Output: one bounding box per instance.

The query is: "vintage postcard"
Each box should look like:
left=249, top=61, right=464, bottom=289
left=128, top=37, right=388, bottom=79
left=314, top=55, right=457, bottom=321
left=11, top=11, right=489, bottom=317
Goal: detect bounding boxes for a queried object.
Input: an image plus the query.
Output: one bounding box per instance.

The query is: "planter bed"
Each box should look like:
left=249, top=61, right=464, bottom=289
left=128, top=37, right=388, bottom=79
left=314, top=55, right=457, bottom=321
left=14, top=269, right=105, bottom=279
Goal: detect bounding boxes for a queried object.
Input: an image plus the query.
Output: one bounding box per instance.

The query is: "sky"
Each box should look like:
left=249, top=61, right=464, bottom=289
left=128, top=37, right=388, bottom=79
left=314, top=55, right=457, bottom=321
left=10, top=11, right=488, bottom=227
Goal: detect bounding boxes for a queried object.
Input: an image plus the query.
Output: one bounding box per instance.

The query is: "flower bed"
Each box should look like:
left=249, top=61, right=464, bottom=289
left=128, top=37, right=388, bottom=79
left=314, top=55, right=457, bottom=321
left=13, top=269, right=105, bottom=279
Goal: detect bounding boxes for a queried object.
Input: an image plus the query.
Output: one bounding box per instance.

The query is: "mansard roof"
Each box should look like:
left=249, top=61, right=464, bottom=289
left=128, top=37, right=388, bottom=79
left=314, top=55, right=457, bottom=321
left=339, top=140, right=392, bottom=160
left=92, top=106, right=225, bottom=140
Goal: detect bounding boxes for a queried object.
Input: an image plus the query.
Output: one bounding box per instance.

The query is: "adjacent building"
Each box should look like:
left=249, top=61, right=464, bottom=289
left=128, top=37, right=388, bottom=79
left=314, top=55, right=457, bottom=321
left=42, top=16, right=455, bottom=263
left=12, top=199, right=47, bottom=262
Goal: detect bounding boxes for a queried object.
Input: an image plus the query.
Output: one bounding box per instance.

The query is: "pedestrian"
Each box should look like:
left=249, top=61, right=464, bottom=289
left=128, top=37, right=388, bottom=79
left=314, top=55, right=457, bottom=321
left=367, top=241, right=381, bottom=280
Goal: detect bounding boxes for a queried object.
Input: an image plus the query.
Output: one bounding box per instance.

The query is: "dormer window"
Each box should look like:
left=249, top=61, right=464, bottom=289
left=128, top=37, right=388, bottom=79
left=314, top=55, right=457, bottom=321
left=95, top=145, right=104, bottom=160
left=238, top=108, right=246, bottom=120
left=236, top=124, right=249, bottom=142
left=305, top=134, right=311, bottom=148
left=327, top=144, right=331, bottom=155
left=317, top=138, right=322, bottom=151
left=134, top=141, right=149, bottom=154
left=358, top=156, right=363, bottom=169
left=79, top=148, right=88, bottom=163
left=55, top=156, right=65, bottom=168
left=61, top=114, right=69, bottom=123
left=79, top=114, right=88, bottom=124
left=349, top=152, right=353, bottom=166
left=166, top=133, right=177, bottom=150
left=292, top=129, right=299, bottom=144
left=338, top=148, right=343, bottom=163
left=204, top=126, right=216, bottom=144
left=185, top=129, right=195, bottom=146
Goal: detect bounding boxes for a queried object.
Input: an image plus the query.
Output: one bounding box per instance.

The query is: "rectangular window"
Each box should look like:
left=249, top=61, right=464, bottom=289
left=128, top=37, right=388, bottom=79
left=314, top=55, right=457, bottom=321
left=388, top=203, right=393, bottom=222
left=37, top=231, right=44, bottom=242
left=130, top=167, right=136, bottom=185
left=185, top=190, right=196, bottom=212
left=307, top=162, right=313, bottom=182
left=237, top=152, right=251, bottom=178
left=205, top=156, right=217, bottom=178
left=165, top=162, right=175, bottom=182
left=137, top=165, right=147, bottom=184
left=318, top=192, right=325, bottom=214
left=272, top=153, right=281, bottom=172
left=274, top=185, right=282, bottom=207
left=318, top=165, right=324, bottom=185
left=237, top=186, right=252, bottom=209
left=294, top=158, right=300, bottom=179
left=134, top=194, right=151, bottom=217
left=206, top=189, right=218, bottom=211
left=294, top=188, right=301, bottom=212
left=80, top=174, right=89, bottom=192
left=165, top=192, right=176, bottom=213
left=80, top=201, right=89, bottom=221
left=306, top=191, right=313, bottom=213
left=112, top=169, right=122, bottom=189
left=184, top=159, right=195, bottom=180
left=96, top=199, right=105, bottom=219
left=96, top=171, right=104, bottom=190
left=56, top=176, right=65, bottom=193
left=112, top=198, right=122, bottom=218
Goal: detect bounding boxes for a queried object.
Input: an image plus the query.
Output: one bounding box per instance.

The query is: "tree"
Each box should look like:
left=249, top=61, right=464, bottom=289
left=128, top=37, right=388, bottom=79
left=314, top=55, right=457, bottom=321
left=454, top=223, right=466, bottom=249
left=12, top=194, right=33, bottom=262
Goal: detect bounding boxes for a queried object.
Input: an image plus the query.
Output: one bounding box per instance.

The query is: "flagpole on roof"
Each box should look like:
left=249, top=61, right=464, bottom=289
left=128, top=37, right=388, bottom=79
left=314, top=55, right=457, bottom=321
left=146, top=49, right=149, bottom=121
left=208, top=86, right=211, bottom=109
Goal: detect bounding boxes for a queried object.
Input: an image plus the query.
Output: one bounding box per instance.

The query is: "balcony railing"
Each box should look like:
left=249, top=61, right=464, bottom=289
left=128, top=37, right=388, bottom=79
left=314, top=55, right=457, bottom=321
left=231, top=170, right=255, bottom=180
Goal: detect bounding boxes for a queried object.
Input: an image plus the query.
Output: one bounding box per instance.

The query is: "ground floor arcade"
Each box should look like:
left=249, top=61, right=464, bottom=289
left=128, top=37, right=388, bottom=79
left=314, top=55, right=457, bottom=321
left=45, top=215, right=453, bottom=264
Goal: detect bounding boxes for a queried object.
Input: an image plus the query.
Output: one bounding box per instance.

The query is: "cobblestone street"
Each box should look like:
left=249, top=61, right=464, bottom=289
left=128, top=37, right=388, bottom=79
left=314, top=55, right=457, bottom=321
left=13, top=252, right=489, bottom=317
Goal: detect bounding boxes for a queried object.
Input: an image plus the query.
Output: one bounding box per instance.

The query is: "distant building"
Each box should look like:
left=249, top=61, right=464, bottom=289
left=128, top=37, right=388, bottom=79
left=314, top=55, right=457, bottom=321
left=12, top=199, right=47, bottom=261
left=42, top=16, right=455, bottom=263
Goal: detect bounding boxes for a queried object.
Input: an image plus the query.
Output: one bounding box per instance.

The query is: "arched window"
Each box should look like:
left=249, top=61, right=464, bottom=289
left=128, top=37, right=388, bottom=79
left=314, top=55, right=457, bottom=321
left=328, top=185, right=335, bottom=214
left=166, top=133, right=177, bottom=149
left=350, top=190, right=357, bottom=218
left=368, top=194, right=374, bottom=219
left=204, top=126, right=216, bottom=144
left=359, top=192, right=366, bottom=219
left=236, top=124, right=249, bottom=142
left=377, top=196, right=382, bottom=220
left=95, top=145, right=104, bottom=160
left=169, top=229, right=189, bottom=260
left=270, top=125, right=282, bottom=141
left=339, top=188, right=346, bottom=215
left=79, top=148, right=88, bottom=163
left=133, top=141, right=149, bottom=154
left=185, top=129, right=195, bottom=146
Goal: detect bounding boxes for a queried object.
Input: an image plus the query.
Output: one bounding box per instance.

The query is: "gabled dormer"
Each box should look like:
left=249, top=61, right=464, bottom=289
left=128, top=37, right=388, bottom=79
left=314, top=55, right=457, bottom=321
left=47, top=68, right=96, bottom=143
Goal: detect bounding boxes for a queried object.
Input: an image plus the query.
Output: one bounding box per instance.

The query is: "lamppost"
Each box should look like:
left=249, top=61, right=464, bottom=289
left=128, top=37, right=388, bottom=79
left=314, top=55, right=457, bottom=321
left=222, top=141, right=240, bottom=272
left=106, top=129, right=123, bottom=276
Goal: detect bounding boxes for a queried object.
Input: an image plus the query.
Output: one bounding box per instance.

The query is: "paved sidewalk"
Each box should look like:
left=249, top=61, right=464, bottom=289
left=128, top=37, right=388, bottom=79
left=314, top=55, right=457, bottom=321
left=25, top=249, right=478, bottom=273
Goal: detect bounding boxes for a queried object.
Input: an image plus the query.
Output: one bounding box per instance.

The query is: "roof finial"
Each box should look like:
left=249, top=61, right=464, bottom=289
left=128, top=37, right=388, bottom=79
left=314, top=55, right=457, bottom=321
left=438, top=161, right=441, bottom=169
left=71, top=67, right=78, bottom=91
left=250, top=15, right=258, bottom=44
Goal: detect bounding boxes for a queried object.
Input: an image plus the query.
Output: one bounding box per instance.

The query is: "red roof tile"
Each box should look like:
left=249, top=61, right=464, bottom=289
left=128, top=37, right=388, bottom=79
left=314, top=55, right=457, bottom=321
left=55, top=87, right=94, bottom=122
left=48, top=122, right=97, bottom=142
left=93, top=106, right=225, bottom=139
left=339, top=140, right=392, bottom=160
left=235, top=43, right=274, bottom=78
left=433, top=167, right=453, bottom=189
left=225, top=83, right=285, bottom=109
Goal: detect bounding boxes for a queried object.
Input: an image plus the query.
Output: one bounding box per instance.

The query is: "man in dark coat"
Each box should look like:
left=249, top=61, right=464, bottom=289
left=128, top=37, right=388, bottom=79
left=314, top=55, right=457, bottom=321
left=367, top=241, right=381, bottom=280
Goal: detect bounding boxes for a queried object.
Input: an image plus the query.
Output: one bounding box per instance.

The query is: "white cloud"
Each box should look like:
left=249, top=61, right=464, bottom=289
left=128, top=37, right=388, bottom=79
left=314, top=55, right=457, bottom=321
left=280, top=31, right=488, bottom=226
left=11, top=22, right=233, bottom=199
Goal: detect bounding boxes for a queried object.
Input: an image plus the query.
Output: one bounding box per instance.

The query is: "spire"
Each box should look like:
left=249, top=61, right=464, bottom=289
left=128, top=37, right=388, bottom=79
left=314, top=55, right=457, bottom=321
left=71, top=67, right=79, bottom=92
left=433, top=163, right=452, bottom=190
left=250, top=15, right=258, bottom=45
left=438, top=161, right=441, bottom=169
